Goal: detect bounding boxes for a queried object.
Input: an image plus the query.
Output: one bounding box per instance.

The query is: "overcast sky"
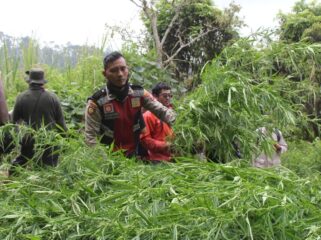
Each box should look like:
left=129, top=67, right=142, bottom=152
left=0, top=0, right=301, bottom=47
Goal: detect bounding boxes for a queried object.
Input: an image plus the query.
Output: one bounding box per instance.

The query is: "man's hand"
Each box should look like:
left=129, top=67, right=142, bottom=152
left=166, top=142, right=177, bottom=154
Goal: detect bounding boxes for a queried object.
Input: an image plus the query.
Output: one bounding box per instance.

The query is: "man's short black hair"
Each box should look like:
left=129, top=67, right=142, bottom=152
left=103, top=51, right=124, bottom=69
left=152, top=82, right=171, bottom=96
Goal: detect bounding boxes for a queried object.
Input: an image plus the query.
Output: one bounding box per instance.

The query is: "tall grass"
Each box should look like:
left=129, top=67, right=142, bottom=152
left=1, top=128, right=321, bottom=239
left=0, top=39, right=21, bottom=98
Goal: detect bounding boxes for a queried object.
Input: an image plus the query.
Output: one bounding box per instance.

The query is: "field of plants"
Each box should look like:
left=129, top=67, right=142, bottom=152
left=0, top=35, right=320, bottom=239
left=1, top=140, right=321, bottom=239
left=1, top=0, right=321, bottom=238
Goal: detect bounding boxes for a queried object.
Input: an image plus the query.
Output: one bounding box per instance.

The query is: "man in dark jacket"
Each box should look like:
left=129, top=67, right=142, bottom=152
left=85, top=51, right=176, bottom=157
left=10, top=68, right=67, bottom=173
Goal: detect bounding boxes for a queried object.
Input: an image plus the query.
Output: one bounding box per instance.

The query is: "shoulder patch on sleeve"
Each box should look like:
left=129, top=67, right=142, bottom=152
left=87, top=101, right=98, bottom=115
left=130, top=84, right=144, bottom=97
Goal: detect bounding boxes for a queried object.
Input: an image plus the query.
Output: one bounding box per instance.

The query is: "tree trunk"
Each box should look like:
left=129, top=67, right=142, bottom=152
left=150, top=12, right=163, bottom=67
left=0, top=73, right=9, bottom=124
left=141, top=0, right=163, bottom=67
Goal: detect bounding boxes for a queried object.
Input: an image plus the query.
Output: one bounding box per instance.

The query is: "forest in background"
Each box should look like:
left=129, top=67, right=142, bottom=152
left=1, top=0, right=321, bottom=239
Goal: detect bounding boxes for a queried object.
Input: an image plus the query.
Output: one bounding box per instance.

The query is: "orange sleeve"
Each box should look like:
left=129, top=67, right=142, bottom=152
left=140, top=112, right=169, bottom=153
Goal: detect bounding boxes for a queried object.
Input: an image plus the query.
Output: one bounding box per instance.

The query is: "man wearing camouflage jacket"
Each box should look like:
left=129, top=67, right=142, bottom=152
left=85, top=51, right=176, bottom=157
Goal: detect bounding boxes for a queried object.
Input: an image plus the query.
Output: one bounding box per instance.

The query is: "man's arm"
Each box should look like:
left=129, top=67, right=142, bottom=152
left=140, top=113, right=170, bottom=153
left=142, top=90, right=176, bottom=125
left=0, top=74, right=9, bottom=125
left=12, top=95, right=22, bottom=123
left=85, top=100, right=102, bottom=146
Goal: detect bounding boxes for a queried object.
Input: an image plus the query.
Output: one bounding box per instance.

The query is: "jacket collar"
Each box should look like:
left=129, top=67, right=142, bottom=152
left=105, top=85, right=134, bottom=100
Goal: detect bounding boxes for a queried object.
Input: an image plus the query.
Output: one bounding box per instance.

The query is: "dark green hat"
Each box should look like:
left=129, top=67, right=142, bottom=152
left=25, top=68, right=48, bottom=84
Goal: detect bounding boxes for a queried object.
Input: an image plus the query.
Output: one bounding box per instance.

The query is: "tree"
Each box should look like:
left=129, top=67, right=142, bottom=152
left=278, top=0, right=321, bottom=43
left=130, top=0, right=243, bottom=84
left=276, top=0, right=321, bottom=139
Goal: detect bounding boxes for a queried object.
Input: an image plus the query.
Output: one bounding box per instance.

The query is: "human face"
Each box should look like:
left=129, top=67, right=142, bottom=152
left=156, top=89, right=172, bottom=107
left=102, top=57, right=129, bottom=87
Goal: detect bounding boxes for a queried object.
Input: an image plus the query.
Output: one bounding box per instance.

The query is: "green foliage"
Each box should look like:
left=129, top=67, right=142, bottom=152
left=278, top=0, right=321, bottom=43
left=174, top=56, right=294, bottom=162
left=0, top=39, right=25, bottom=98
left=174, top=36, right=321, bottom=160
left=219, top=37, right=321, bottom=138
left=302, top=22, right=321, bottom=42
left=267, top=41, right=321, bottom=139
left=21, top=38, right=39, bottom=70
left=1, top=129, right=321, bottom=239
left=47, top=53, right=105, bottom=129
left=282, top=140, right=321, bottom=177
left=123, top=46, right=185, bottom=92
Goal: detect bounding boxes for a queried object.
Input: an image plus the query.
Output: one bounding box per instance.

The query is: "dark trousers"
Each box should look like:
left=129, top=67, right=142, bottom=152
left=0, top=131, right=15, bottom=154
left=3, top=134, right=59, bottom=175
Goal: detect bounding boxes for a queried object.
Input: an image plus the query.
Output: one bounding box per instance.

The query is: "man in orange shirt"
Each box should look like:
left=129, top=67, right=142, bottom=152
left=140, top=82, right=174, bottom=163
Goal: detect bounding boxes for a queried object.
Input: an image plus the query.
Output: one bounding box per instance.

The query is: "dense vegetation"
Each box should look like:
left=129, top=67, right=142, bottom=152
left=1, top=141, right=321, bottom=239
left=1, top=0, right=321, bottom=239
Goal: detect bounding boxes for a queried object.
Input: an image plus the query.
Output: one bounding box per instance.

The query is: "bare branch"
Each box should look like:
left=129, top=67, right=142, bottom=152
left=142, top=0, right=153, bottom=20
left=178, top=34, right=184, bottom=46
left=160, top=9, right=180, bottom=46
left=129, top=0, right=143, bottom=8
left=160, top=1, right=190, bottom=46
left=138, top=0, right=163, bottom=65
left=171, top=39, right=181, bottom=53
left=164, top=27, right=217, bottom=65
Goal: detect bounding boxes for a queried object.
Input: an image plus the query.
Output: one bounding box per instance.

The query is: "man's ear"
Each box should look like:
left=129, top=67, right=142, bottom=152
left=102, top=70, right=106, bottom=77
